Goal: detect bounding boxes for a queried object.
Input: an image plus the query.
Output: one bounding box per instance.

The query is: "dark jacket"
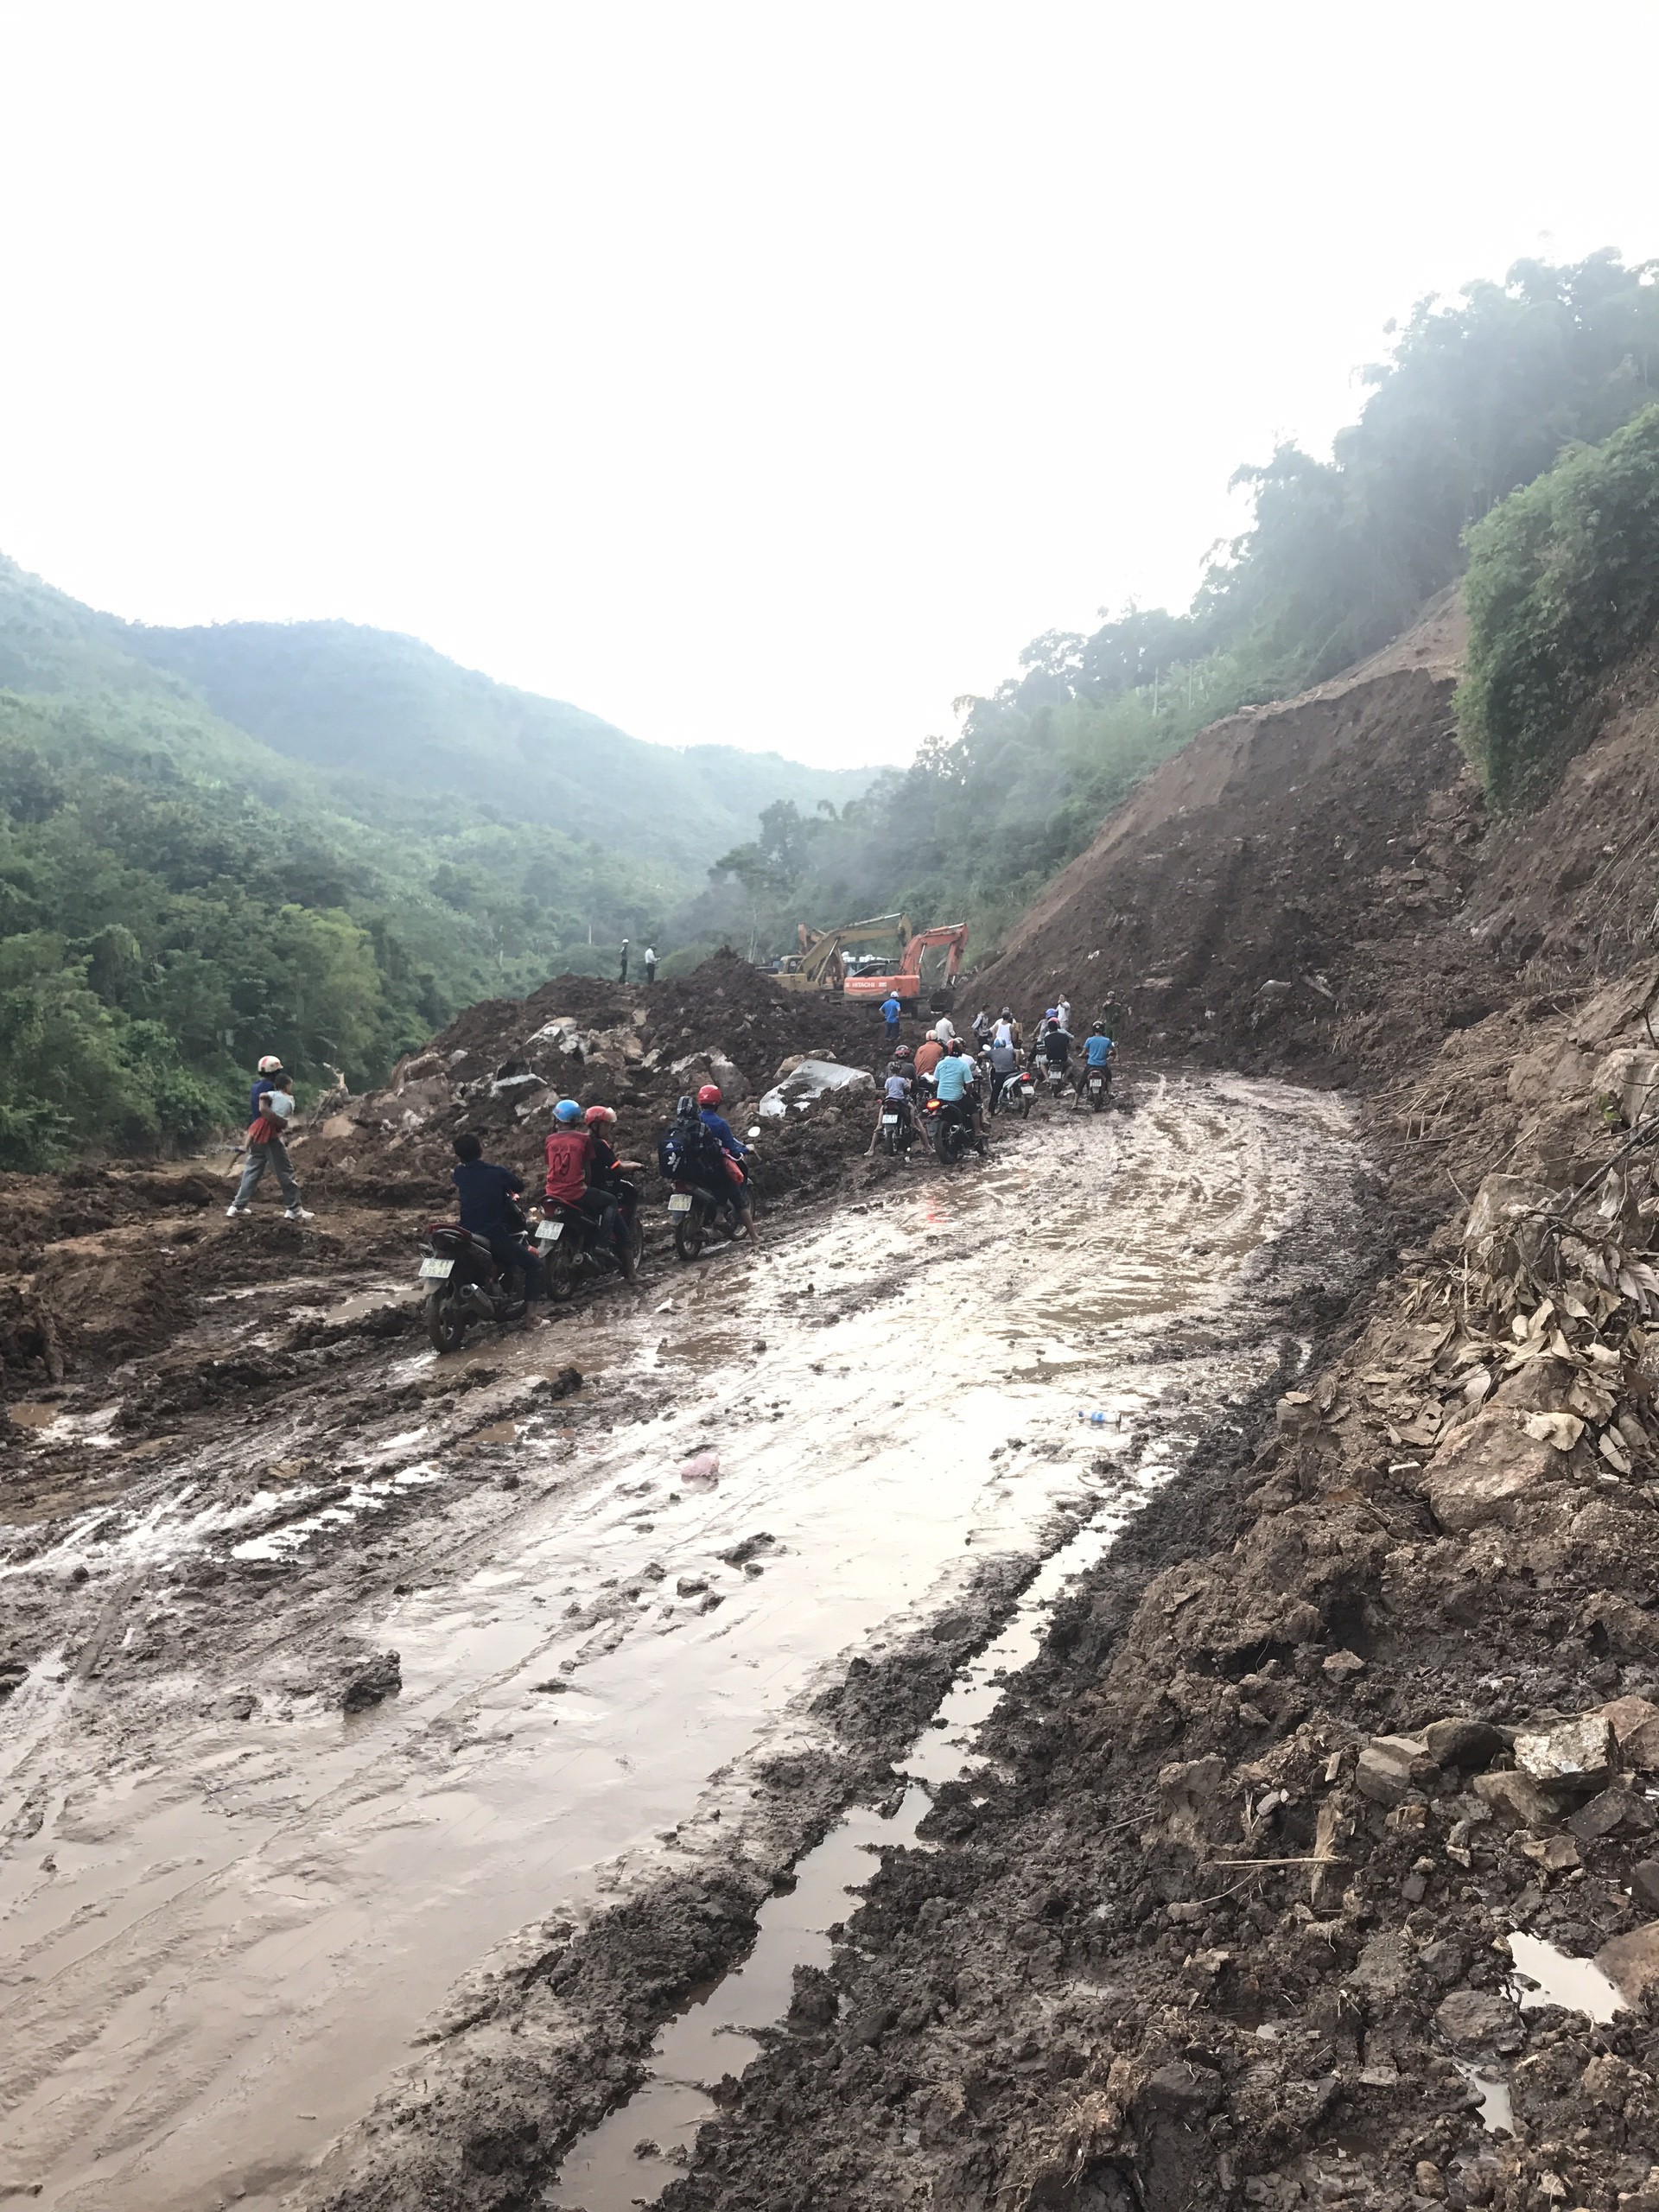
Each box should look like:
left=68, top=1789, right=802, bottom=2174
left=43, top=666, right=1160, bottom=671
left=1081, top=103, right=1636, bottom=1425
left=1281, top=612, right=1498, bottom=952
left=453, top=1160, right=526, bottom=1236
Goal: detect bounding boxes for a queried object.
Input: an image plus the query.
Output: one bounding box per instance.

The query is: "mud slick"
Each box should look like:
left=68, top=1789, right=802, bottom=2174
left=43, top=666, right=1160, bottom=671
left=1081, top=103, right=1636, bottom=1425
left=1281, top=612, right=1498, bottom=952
left=16, top=611, right=1659, bottom=2212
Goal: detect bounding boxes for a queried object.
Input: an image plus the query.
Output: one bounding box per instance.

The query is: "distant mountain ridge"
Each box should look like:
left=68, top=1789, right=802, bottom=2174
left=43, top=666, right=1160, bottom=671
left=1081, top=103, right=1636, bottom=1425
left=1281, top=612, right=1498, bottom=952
left=0, top=550, right=868, bottom=1165
left=0, top=557, right=867, bottom=877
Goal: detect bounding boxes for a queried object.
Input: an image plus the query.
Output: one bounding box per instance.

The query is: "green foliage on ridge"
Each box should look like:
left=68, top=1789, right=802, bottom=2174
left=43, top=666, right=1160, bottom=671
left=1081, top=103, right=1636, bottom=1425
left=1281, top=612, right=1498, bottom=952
left=0, top=557, right=866, bottom=1168
left=1458, top=403, right=1659, bottom=808
left=705, top=249, right=1659, bottom=957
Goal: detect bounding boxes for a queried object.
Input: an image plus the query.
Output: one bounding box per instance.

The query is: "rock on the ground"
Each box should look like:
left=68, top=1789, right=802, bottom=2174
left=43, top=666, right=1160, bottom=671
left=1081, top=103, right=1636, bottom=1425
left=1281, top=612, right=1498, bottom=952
left=1423, top=1408, right=1558, bottom=1531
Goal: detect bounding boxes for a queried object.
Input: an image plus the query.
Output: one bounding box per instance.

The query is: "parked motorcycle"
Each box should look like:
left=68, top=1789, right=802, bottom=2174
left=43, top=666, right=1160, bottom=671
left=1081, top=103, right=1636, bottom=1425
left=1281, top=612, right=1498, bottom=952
left=417, top=1223, right=528, bottom=1352
left=534, top=1182, right=643, bottom=1300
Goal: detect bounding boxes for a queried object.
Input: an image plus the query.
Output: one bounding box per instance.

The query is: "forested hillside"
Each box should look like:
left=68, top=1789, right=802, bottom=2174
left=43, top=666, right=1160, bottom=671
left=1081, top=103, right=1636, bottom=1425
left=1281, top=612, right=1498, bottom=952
left=0, top=559, right=865, bottom=1167
left=696, top=250, right=1659, bottom=960
left=123, top=616, right=861, bottom=879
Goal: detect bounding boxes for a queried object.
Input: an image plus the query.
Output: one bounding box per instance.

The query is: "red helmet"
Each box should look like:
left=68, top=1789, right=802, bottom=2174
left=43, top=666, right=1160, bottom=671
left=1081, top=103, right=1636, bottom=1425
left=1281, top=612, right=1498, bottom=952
left=697, top=1084, right=721, bottom=1107
left=584, top=1104, right=616, bottom=1126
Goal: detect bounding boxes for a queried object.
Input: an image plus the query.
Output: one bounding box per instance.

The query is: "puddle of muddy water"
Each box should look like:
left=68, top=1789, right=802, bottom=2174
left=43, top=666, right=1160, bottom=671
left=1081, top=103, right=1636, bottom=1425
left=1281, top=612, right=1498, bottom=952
left=7, top=1402, right=63, bottom=1429
left=550, top=1522, right=1117, bottom=2212
left=1506, top=1930, right=1622, bottom=2022
left=0, top=1079, right=1370, bottom=2212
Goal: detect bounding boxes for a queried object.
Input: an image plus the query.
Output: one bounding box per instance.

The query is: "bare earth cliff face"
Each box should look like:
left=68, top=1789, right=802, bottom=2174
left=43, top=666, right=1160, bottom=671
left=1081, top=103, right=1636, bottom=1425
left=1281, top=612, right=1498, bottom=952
left=12, top=601, right=1659, bottom=2212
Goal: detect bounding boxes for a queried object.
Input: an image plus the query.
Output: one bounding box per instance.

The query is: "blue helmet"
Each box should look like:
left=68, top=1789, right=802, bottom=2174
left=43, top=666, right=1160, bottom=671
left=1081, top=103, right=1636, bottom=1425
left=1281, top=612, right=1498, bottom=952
left=554, top=1098, right=583, bottom=1125
left=1046, top=1007, right=1058, bottom=1020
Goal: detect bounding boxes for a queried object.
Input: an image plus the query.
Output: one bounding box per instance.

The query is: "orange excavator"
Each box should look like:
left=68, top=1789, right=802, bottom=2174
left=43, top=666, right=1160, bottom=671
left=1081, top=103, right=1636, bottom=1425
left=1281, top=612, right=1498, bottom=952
left=842, top=921, right=969, bottom=1006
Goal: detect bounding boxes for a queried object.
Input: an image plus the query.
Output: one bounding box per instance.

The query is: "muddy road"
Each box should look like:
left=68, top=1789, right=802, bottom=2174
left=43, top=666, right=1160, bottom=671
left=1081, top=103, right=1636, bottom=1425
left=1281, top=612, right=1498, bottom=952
left=0, top=1077, right=1372, bottom=2211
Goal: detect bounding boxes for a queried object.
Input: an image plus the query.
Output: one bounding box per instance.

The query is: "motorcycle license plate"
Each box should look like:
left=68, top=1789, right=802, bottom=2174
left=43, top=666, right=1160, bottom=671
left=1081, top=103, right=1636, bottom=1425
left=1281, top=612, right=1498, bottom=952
left=1090, top=1077, right=1103, bottom=1090
left=668, top=1192, right=694, bottom=1214
left=537, top=1220, right=563, bottom=1243
left=881, top=1114, right=899, bottom=1126
left=419, top=1257, right=454, bottom=1280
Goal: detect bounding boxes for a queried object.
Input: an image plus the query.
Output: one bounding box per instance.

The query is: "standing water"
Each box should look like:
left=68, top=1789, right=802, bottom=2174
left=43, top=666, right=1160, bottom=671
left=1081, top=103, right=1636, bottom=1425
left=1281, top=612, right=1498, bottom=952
left=0, top=1078, right=1370, bottom=2211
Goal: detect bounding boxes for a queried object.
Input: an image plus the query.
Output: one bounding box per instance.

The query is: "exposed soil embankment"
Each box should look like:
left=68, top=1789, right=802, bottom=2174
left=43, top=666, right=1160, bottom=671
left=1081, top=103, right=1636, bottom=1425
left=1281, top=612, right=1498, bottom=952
left=658, top=618, right=1659, bottom=2210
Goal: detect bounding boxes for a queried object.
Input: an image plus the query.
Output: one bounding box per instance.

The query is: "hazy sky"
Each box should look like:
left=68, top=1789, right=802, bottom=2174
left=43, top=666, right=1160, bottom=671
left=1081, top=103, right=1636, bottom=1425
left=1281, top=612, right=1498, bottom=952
left=2, top=5, right=1657, bottom=769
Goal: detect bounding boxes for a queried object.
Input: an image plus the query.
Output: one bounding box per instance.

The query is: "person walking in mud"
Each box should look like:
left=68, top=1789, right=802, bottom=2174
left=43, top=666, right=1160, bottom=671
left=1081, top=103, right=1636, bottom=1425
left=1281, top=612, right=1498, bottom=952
left=619, top=938, right=630, bottom=984
left=227, top=1055, right=313, bottom=1220
left=879, top=988, right=903, bottom=1053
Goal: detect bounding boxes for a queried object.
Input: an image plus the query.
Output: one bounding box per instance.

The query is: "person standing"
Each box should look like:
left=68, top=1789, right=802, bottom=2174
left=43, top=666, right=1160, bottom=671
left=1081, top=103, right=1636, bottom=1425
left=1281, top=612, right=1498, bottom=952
left=1056, top=995, right=1072, bottom=1036
left=619, top=938, right=630, bottom=983
left=880, top=988, right=903, bottom=1052
left=643, top=944, right=658, bottom=985
left=227, top=1055, right=312, bottom=1220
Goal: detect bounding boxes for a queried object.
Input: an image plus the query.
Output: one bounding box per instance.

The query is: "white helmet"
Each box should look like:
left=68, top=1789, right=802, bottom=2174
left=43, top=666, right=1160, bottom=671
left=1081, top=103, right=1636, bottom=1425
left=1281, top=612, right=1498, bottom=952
left=257, top=1053, right=285, bottom=1074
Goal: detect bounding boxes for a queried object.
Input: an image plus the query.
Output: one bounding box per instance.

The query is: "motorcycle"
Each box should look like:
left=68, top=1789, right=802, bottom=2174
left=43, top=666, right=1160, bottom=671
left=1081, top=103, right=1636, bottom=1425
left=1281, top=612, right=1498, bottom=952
left=1041, top=1058, right=1069, bottom=1103
left=925, top=1095, right=976, bottom=1167
left=667, top=1151, right=760, bottom=1261
left=994, top=1067, right=1034, bottom=1118
left=417, top=1223, right=528, bottom=1352
left=533, top=1180, right=643, bottom=1300
left=878, top=1097, right=913, bottom=1157
left=1082, top=1062, right=1112, bottom=1112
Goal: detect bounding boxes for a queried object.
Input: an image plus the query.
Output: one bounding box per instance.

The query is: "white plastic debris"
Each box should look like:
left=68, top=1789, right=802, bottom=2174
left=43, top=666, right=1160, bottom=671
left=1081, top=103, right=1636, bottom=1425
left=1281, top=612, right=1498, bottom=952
left=758, top=1059, right=874, bottom=1119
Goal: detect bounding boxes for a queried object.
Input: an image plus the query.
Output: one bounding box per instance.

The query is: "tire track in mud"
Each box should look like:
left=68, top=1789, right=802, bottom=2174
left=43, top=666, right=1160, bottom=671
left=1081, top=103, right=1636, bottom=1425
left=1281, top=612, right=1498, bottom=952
left=0, top=1077, right=1376, bottom=2212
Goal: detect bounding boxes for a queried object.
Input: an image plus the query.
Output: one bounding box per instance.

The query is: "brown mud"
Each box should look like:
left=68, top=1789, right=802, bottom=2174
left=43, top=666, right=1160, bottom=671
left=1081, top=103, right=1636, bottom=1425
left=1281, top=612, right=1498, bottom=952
left=2, top=1056, right=1370, bottom=2210
left=14, top=604, right=1659, bottom=2212
left=652, top=624, right=1659, bottom=2212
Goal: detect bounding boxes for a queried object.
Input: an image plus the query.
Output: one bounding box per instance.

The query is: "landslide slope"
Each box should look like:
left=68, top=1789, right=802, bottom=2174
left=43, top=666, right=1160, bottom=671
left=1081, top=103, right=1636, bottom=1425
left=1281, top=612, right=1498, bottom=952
left=977, top=593, right=1483, bottom=1077
left=644, top=617, right=1659, bottom=2212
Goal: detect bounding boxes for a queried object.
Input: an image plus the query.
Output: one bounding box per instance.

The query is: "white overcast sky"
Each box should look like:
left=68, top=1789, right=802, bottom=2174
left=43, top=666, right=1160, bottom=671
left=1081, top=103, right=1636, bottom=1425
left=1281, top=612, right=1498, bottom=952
left=1, top=4, right=1657, bottom=770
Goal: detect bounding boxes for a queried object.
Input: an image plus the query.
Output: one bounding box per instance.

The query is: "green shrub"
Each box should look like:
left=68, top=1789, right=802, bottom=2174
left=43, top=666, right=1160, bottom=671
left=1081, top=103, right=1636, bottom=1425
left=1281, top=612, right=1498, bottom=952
left=1458, top=403, right=1659, bottom=807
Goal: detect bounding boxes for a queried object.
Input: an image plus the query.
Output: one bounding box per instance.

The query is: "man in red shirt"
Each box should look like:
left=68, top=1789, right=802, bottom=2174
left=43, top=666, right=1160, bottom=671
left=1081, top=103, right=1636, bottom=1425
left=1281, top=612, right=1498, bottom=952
left=544, top=1100, right=630, bottom=1277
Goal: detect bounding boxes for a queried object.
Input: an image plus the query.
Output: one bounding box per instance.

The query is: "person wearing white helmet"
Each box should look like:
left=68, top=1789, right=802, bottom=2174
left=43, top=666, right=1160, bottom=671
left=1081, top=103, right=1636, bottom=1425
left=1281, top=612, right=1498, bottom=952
left=227, top=1053, right=312, bottom=1220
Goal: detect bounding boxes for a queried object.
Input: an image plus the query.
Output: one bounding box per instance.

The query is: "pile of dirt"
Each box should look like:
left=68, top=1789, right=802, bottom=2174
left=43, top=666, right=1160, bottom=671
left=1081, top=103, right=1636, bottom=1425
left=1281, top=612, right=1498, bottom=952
left=635, top=623, right=1659, bottom=2209
left=300, top=950, right=901, bottom=1219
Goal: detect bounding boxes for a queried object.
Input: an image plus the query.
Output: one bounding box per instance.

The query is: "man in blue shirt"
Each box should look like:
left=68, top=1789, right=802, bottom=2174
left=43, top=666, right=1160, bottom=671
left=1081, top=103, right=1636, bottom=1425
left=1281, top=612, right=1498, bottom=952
left=880, top=991, right=903, bottom=1048
left=696, top=1084, right=757, bottom=1238
left=1075, top=1022, right=1115, bottom=1103
left=933, top=1040, right=986, bottom=1156
left=451, top=1133, right=544, bottom=1298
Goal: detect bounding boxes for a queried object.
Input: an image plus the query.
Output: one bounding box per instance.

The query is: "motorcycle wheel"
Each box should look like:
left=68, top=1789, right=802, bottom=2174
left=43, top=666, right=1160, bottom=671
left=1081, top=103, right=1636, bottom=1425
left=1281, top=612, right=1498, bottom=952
left=546, top=1255, right=581, bottom=1302
left=933, top=1116, right=963, bottom=1167
left=674, top=1214, right=705, bottom=1262
left=425, top=1289, right=467, bottom=1353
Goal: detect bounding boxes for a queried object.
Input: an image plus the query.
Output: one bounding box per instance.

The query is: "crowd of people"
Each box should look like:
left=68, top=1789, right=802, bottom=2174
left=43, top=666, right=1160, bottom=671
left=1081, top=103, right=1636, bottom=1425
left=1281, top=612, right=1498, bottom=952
left=227, top=980, right=1109, bottom=1306
left=868, top=995, right=1116, bottom=1158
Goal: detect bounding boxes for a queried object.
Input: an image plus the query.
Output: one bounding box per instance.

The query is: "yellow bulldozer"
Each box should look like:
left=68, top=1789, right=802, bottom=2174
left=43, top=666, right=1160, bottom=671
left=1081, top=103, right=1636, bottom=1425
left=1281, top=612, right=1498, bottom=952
left=770, top=912, right=911, bottom=994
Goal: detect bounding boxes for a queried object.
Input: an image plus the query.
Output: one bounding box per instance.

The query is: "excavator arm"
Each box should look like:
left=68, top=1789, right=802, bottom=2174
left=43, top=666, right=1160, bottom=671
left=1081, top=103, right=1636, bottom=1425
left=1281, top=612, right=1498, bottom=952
left=842, top=920, right=967, bottom=1001
left=774, top=913, right=912, bottom=993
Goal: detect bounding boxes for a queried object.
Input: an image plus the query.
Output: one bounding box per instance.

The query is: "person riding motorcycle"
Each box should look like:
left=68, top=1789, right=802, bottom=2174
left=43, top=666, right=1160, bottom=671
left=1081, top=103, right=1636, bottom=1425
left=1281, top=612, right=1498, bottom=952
left=585, top=1103, right=645, bottom=1211
left=1075, top=1020, right=1115, bottom=1103
left=912, top=1028, right=944, bottom=1092
left=544, top=1098, right=634, bottom=1280
left=452, top=1131, right=545, bottom=1301
left=698, top=1084, right=758, bottom=1238
left=1039, top=1010, right=1073, bottom=1079
left=933, top=1037, right=987, bottom=1156
left=870, top=1050, right=915, bottom=1157
left=986, top=1027, right=1020, bottom=1113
